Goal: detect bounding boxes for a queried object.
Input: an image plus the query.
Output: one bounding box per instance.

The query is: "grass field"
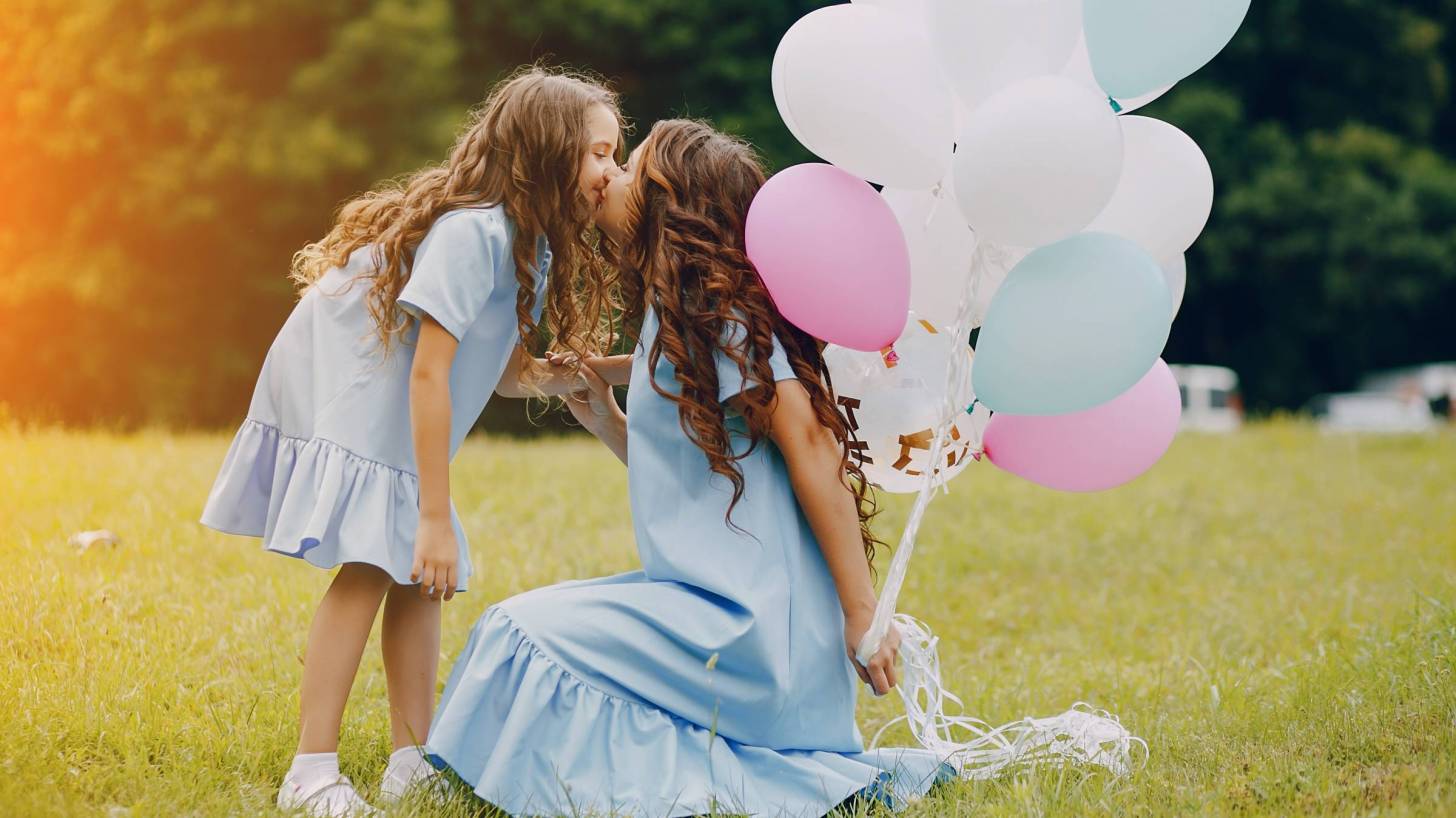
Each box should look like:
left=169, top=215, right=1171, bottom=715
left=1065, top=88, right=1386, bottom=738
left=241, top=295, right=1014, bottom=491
left=2, top=421, right=1454, bottom=817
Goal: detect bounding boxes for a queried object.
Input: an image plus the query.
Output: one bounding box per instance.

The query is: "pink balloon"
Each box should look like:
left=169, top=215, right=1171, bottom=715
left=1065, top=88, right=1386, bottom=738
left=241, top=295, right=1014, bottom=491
left=983, top=359, right=1181, bottom=492
left=746, top=163, right=910, bottom=351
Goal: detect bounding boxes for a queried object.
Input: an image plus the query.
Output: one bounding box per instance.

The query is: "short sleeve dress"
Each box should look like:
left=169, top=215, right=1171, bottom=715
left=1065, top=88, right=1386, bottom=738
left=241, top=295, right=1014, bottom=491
left=199, top=205, right=549, bottom=591
left=425, top=307, right=951, bottom=815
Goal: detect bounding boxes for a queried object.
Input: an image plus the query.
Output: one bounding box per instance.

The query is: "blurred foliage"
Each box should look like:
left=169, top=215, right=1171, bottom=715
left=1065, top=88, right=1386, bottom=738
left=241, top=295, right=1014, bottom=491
left=1, top=0, right=1453, bottom=428
left=1149, top=0, right=1456, bottom=411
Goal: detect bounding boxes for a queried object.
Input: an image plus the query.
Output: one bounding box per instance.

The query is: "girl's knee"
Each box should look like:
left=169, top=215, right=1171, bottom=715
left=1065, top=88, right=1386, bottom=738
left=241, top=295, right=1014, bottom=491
left=333, top=562, right=395, bottom=593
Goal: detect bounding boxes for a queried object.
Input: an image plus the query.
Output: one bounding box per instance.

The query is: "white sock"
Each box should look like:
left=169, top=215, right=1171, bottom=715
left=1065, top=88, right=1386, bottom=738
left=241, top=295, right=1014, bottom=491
left=384, top=745, right=430, bottom=779
left=287, top=751, right=341, bottom=784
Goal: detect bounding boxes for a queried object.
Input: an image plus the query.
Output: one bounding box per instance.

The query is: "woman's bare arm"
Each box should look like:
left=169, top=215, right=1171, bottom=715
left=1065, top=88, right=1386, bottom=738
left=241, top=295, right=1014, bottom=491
left=567, top=362, right=628, bottom=465
left=759, top=381, right=899, bottom=695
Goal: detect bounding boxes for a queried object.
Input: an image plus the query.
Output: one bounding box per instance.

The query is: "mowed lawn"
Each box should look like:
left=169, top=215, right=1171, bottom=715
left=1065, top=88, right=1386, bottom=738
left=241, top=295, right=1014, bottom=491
left=1, top=422, right=1453, bottom=817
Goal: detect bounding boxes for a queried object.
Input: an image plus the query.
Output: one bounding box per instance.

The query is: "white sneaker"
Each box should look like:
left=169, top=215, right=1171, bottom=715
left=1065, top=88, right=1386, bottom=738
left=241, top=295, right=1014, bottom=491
left=377, top=754, right=448, bottom=805
left=277, top=771, right=381, bottom=817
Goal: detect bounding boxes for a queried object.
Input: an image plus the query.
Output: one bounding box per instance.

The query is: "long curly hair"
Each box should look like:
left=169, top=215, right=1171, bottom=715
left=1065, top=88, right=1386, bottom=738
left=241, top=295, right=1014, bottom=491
left=608, top=119, right=882, bottom=567
left=289, top=66, right=622, bottom=382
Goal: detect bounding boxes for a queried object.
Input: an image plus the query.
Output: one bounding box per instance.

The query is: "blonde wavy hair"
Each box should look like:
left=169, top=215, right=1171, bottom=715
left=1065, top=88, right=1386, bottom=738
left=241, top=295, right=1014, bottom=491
left=290, top=66, right=623, bottom=384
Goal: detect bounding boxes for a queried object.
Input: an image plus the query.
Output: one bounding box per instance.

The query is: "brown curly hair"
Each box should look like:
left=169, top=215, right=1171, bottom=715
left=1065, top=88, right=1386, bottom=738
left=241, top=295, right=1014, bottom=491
left=289, top=66, right=623, bottom=382
left=608, top=119, right=882, bottom=567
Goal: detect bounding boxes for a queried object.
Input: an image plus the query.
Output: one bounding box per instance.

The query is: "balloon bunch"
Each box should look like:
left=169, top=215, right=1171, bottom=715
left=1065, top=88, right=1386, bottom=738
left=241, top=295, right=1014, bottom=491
left=750, top=0, right=1249, bottom=779
left=753, top=0, right=1247, bottom=491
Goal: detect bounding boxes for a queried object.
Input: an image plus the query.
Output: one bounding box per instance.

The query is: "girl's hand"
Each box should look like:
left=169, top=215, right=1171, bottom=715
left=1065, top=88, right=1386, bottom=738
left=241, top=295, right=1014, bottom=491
left=546, top=350, right=579, bottom=369
left=410, top=513, right=458, bottom=601
left=565, top=359, right=624, bottom=433
left=844, top=606, right=900, bottom=696
left=551, top=351, right=633, bottom=386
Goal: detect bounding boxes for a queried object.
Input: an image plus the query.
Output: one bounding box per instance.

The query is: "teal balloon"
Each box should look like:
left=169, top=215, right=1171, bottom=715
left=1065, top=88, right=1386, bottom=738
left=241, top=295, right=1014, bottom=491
left=973, top=233, right=1171, bottom=416
left=1084, top=0, right=1251, bottom=99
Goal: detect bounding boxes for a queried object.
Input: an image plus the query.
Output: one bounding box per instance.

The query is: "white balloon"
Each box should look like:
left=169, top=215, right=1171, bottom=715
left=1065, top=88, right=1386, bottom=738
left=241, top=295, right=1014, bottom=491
left=770, top=42, right=811, bottom=148
left=953, top=76, right=1124, bottom=249
left=952, top=95, right=974, bottom=135
left=882, top=186, right=978, bottom=330
left=1060, top=33, right=1175, bottom=114
left=775, top=5, right=954, bottom=188
left=856, top=1, right=975, bottom=135
left=853, top=0, right=928, bottom=13
left=852, top=0, right=979, bottom=135
left=1084, top=116, right=1214, bottom=261
left=929, top=0, right=1083, bottom=111
left=1162, top=254, right=1187, bottom=318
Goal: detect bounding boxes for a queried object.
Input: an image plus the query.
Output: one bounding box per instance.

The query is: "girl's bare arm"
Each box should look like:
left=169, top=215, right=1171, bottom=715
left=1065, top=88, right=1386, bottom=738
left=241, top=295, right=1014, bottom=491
left=409, top=316, right=462, bottom=600
left=497, top=346, right=634, bottom=397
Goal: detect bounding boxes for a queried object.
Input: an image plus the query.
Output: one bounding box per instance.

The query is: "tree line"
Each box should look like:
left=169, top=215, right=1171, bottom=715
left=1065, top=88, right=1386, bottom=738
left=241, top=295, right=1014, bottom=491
left=2, top=0, right=1452, bottom=429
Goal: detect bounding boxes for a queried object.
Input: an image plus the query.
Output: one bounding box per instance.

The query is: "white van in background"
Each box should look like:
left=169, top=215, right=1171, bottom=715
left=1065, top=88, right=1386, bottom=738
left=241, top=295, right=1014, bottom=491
left=1359, top=363, right=1456, bottom=420
left=1169, top=364, right=1242, bottom=433
left=1305, top=392, right=1438, bottom=433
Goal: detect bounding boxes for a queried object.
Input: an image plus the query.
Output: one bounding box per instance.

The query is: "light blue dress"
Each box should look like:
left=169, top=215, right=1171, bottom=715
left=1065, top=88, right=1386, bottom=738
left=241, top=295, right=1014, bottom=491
left=426, top=308, right=951, bottom=816
left=200, top=206, right=549, bottom=590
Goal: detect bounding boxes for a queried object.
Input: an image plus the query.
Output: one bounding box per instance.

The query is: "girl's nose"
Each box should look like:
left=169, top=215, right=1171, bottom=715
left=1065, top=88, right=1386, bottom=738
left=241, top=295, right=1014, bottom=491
left=603, top=163, right=624, bottom=182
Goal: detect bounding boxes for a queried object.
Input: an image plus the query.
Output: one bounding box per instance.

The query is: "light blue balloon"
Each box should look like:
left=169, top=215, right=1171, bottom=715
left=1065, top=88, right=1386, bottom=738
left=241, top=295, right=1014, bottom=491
left=1084, top=0, right=1251, bottom=99
left=973, top=233, right=1171, bottom=416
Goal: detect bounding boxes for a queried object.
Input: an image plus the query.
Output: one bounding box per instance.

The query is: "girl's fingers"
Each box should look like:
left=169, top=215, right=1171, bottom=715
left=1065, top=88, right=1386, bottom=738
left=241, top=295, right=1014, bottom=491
left=868, top=662, right=891, bottom=697
left=418, top=565, right=436, bottom=600
left=410, top=557, right=422, bottom=584
left=443, top=566, right=457, bottom=602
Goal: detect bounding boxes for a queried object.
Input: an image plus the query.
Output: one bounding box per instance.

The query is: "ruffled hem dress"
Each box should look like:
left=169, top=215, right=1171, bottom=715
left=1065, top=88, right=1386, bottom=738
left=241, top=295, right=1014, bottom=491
left=200, top=206, right=549, bottom=591
left=426, top=308, right=953, bottom=816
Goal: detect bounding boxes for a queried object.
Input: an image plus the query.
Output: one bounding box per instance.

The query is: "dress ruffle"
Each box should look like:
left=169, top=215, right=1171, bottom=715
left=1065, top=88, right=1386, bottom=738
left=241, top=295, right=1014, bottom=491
left=200, top=418, right=471, bottom=589
left=426, top=608, right=952, bottom=817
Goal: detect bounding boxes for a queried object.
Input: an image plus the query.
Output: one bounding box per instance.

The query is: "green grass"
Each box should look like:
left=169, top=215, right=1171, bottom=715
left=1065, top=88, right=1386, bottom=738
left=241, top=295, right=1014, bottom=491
left=2, top=421, right=1454, bottom=817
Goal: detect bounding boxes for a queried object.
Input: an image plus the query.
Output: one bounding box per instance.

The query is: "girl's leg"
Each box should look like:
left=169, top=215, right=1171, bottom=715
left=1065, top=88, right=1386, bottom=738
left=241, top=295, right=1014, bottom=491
left=380, top=582, right=442, bottom=749
left=297, top=562, right=394, bottom=754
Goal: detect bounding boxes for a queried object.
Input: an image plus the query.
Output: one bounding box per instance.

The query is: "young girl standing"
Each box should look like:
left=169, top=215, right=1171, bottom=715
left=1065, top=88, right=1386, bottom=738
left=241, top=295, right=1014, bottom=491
left=200, top=68, right=624, bottom=816
left=425, top=120, right=951, bottom=816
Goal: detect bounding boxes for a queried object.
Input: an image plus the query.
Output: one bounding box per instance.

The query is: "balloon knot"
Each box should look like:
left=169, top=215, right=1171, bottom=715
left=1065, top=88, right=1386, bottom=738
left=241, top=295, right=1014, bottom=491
left=1108, top=96, right=1123, bottom=113
left=880, top=346, right=900, bottom=368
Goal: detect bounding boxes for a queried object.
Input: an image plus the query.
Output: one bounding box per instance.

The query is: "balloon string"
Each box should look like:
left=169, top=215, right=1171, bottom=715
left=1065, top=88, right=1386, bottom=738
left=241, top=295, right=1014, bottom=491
left=922, top=180, right=947, bottom=230
left=874, top=614, right=1147, bottom=779
left=855, top=234, right=991, bottom=666
left=852, top=239, right=1146, bottom=781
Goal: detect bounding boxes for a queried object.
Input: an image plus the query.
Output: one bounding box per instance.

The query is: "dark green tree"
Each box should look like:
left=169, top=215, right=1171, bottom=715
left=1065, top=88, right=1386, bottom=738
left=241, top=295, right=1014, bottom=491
left=2, top=0, right=1454, bottom=424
